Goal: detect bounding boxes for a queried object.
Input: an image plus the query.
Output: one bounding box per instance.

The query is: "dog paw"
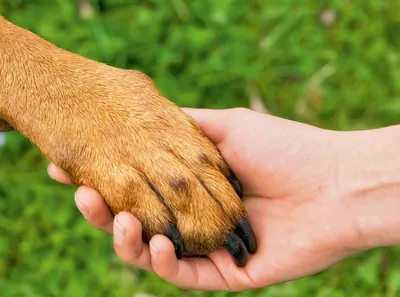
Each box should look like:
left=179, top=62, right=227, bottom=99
left=30, top=69, right=257, bottom=266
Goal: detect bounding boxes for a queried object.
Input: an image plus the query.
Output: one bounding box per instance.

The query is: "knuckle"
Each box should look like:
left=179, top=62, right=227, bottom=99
left=116, top=241, right=143, bottom=263
left=92, top=220, right=112, bottom=233
left=231, top=107, right=251, bottom=117
left=187, top=259, right=200, bottom=286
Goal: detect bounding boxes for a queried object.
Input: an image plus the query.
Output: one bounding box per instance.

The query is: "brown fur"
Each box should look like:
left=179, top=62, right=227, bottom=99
left=0, top=16, right=247, bottom=255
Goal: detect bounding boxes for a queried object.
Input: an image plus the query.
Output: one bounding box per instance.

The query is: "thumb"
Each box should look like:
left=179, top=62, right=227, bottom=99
left=182, top=107, right=248, bottom=145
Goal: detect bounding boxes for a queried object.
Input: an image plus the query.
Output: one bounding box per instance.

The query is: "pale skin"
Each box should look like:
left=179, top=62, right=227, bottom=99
left=48, top=107, right=400, bottom=292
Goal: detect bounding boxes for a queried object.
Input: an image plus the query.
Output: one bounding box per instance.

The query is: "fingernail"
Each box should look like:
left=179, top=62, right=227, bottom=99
left=114, top=215, right=126, bottom=245
left=47, top=164, right=56, bottom=180
left=150, top=241, right=159, bottom=259
left=75, top=192, right=90, bottom=219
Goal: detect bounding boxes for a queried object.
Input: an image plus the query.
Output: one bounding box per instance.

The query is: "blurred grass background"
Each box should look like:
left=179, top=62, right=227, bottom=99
left=0, top=0, right=400, bottom=296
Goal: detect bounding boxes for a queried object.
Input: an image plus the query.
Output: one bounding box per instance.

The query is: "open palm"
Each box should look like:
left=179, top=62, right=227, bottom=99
left=49, top=108, right=364, bottom=292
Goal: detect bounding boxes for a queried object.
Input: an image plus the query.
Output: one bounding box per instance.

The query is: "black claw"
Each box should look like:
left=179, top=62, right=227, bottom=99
left=227, top=170, right=243, bottom=198
left=223, top=231, right=249, bottom=267
left=234, top=218, right=257, bottom=254
left=165, top=224, right=185, bottom=259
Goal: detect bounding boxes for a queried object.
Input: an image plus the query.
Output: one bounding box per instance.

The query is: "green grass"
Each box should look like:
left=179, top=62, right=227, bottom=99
left=1, top=0, right=400, bottom=296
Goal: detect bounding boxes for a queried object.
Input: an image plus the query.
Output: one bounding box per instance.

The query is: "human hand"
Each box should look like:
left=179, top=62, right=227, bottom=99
left=48, top=108, right=398, bottom=291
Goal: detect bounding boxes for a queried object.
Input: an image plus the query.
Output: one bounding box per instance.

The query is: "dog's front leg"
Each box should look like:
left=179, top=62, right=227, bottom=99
left=0, top=15, right=257, bottom=267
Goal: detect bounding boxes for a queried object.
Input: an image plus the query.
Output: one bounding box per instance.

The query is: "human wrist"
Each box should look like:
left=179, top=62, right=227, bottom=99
left=334, top=126, right=400, bottom=251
